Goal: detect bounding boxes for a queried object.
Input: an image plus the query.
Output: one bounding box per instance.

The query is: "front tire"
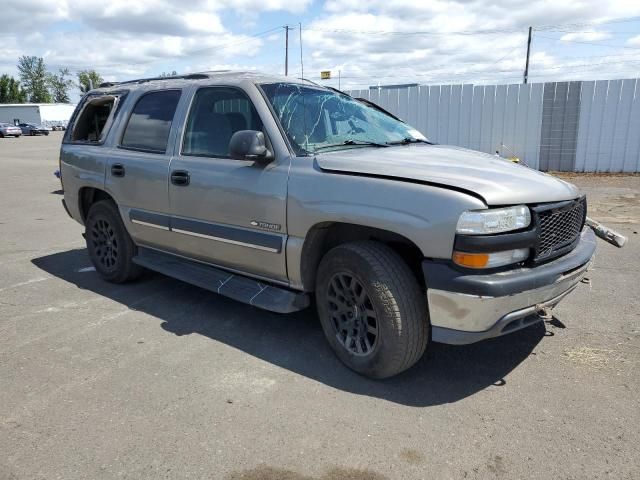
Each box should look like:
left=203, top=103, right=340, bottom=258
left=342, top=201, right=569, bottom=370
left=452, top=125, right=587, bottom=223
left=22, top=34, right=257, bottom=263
left=316, top=241, right=429, bottom=379
left=85, top=200, right=142, bottom=283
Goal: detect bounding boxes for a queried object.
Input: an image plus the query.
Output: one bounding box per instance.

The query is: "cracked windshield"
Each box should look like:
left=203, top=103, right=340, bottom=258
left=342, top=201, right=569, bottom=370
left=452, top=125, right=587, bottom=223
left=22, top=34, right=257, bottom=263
left=260, top=83, right=428, bottom=154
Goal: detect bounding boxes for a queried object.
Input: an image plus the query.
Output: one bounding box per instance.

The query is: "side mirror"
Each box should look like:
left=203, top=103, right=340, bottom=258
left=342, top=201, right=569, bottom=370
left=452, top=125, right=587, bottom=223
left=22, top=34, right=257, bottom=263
left=229, top=130, right=273, bottom=163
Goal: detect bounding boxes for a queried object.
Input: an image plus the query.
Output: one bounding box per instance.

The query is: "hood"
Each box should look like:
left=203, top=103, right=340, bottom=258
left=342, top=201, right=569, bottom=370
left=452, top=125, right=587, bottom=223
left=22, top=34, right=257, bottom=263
left=316, top=144, right=581, bottom=205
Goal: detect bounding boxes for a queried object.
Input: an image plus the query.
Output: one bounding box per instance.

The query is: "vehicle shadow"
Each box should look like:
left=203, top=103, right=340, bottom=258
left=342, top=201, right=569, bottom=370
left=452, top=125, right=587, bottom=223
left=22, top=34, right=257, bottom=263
left=32, top=248, right=545, bottom=407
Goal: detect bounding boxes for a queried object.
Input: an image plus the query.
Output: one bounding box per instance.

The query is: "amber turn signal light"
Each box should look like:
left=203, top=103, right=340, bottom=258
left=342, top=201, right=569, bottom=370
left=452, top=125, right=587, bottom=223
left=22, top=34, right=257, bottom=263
left=452, top=251, right=489, bottom=268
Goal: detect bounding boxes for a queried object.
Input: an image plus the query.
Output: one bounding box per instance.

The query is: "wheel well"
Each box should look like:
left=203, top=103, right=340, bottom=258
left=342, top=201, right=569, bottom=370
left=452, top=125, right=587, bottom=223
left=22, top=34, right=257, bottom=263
left=300, top=222, right=425, bottom=291
left=79, top=187, right=115, bottom=222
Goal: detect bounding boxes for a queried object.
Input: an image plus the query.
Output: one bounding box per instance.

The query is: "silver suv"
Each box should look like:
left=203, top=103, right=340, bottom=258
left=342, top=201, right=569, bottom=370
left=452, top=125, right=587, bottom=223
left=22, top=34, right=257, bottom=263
left=60, top=71, right=596, bottom=378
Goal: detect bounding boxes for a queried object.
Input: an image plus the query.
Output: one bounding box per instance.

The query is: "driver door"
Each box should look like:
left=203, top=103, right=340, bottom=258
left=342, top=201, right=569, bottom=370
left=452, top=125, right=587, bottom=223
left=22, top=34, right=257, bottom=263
left=167, top=86, right=290, bottom=283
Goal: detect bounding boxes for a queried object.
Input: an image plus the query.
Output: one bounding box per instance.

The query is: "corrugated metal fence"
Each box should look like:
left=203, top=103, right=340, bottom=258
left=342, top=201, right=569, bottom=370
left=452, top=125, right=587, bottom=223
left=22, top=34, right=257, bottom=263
left=348, top=78, right=640, bottom=172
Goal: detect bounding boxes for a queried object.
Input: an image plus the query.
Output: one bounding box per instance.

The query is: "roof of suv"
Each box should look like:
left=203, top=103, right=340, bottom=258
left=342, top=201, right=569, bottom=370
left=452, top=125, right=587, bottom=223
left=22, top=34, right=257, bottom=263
left=96, top=70, right=311, bottom=93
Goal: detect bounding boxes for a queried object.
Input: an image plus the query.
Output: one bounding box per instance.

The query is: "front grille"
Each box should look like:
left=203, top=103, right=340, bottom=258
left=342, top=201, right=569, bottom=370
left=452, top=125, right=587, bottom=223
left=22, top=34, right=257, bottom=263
left=532, top=197, right=586, bottom=262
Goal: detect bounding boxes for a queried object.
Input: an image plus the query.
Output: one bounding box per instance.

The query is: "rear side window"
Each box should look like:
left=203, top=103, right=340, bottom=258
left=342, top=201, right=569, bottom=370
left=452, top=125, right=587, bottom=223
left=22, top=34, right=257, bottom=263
left=71, top=95, right=119, bottom=143
left=121, top=90, right=181, bottom=153
left=182, top=87, right=263, bottom=158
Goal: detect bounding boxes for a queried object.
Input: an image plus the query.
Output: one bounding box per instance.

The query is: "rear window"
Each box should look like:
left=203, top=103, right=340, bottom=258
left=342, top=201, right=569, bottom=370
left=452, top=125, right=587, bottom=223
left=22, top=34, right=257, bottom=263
left=71, top=95, right=119, bottom=143
left=121, top=90, right=181, bottom=153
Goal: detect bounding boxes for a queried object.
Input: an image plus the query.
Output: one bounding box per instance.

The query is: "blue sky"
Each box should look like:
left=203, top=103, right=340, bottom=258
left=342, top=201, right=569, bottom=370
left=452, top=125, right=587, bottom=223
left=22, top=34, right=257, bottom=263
left=1, top=1, right=639, bottom=102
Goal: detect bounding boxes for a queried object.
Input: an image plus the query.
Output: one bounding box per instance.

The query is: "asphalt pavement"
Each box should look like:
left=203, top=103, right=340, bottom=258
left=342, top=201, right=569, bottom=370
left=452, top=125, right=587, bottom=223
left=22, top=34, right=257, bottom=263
left=1, top=133, right=639, bottom=479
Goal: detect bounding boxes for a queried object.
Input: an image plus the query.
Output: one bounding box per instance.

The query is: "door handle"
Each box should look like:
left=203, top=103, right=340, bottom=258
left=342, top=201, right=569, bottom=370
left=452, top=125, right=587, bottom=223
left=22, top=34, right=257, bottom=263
left=171, top=170, right=190, bottom=186
left=111, top=163, right=125, bottom=177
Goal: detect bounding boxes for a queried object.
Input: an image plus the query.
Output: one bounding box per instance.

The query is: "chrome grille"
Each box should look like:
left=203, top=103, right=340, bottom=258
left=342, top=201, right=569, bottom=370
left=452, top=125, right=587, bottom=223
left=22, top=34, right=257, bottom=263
left=533, top=198, right=586, bottom=262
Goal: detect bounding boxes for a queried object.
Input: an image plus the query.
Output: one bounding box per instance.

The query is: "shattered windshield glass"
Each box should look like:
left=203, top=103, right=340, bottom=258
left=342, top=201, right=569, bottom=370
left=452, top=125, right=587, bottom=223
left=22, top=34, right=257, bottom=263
left=260, top=83, right=428, bottom=154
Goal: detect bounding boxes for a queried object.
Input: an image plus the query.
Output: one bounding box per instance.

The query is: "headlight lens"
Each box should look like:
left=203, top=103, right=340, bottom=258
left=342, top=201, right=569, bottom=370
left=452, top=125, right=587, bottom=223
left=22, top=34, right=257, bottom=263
left=452, top=248, right=530, bottom=269
left=456, top=205, right=531, bottom=235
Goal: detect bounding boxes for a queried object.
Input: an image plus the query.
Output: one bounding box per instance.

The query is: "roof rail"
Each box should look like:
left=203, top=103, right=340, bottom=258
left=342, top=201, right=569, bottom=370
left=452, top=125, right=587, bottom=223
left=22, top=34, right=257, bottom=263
left=98, top=72, right=210, bottom=88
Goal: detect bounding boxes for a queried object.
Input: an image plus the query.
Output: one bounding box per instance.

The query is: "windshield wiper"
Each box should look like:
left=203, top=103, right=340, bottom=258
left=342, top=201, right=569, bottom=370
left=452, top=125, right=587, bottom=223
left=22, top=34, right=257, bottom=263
left=314, top=139, right=390, bottom=152
left=386, top=137, right=432, bottom=145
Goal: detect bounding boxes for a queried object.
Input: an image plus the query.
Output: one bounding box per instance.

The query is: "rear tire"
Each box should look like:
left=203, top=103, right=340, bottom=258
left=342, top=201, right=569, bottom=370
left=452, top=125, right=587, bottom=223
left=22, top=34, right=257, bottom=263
left=315, top=241, right=429, bottom=379
left=85, top=200, right=142, bottom=283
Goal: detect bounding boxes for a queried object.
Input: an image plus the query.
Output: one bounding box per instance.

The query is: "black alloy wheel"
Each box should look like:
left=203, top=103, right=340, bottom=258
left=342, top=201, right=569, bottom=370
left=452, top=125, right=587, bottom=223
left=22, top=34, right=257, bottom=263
left=90, top=217, right=119, bottom=273
left=315, top=241, right=429, bottom=379
left=85, top=200, right=142, bottom=283
left=326, top=272, right=378, bottom=356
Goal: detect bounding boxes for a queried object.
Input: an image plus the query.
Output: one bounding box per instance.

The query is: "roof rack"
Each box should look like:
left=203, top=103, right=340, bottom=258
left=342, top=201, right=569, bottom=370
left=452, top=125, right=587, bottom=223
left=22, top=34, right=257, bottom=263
left=98, top=72, right=211, bottom=88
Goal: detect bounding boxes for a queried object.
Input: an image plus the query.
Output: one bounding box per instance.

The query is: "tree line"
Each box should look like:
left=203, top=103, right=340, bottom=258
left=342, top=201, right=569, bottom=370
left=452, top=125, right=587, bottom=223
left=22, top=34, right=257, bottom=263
left=0, top=56, right=104, bottom=104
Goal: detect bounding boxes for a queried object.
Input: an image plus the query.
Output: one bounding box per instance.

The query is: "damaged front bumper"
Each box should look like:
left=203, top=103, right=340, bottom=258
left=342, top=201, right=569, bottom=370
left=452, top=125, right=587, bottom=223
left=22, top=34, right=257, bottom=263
left=423, top=228, right=597, bottom=345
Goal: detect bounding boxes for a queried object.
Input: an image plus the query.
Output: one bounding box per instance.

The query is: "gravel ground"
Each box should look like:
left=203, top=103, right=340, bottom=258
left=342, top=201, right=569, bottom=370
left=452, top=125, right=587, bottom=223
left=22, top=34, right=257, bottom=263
left=1, top=133, right=639, bottom=480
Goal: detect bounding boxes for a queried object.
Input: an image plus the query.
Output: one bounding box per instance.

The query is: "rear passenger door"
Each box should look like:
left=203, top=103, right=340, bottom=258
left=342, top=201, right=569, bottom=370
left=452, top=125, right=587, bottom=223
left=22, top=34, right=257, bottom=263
left=168, top=86, right=289, bottom=283
left=105, top=89, right=183, bottom=251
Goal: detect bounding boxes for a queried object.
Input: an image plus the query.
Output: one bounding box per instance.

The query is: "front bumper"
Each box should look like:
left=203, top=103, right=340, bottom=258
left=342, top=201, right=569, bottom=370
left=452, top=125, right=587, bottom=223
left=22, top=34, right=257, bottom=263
left=423, top=228, right=597, bottom=345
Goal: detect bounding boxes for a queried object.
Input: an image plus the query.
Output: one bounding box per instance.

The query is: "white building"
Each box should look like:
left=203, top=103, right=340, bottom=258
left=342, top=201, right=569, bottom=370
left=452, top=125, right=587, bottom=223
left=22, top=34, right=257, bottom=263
left=0, top=103, right=77, bottom=127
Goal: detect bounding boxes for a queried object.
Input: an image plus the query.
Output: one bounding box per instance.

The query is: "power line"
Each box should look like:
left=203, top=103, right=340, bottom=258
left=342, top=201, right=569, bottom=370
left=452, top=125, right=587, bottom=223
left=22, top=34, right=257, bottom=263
left=536, top=34, right=640, bottom=50
left=532, top=59, right=640, bottom=70
left=542, top=30, right=640, bottom=35
left=536, top=16, right=640, bottom=30
left=326, top=58, right=640, bottom=83
left=303, top=16, right=640, bottom=37
left=46, top=26, right=284, bottom=73
left=304, top=26, right=524, bottom=36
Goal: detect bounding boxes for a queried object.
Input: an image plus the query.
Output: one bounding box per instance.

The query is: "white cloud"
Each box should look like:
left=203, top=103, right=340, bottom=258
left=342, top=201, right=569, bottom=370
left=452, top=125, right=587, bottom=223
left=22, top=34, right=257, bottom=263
left=560, top=31, right=612, bottom=42
left=1, top=0, right=640, bottom=91
left=300, top=0, right=640, bottom=89
left=1, top=0, right=312, bottom=36
left=0, top=1, right=68, bottom=36
left=0, top=0, right=289, bottom=78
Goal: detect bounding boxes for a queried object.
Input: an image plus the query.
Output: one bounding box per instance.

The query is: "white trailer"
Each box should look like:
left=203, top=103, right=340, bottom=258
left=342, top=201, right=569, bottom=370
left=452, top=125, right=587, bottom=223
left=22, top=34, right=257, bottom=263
left=0, top=103, right=76, bottom=128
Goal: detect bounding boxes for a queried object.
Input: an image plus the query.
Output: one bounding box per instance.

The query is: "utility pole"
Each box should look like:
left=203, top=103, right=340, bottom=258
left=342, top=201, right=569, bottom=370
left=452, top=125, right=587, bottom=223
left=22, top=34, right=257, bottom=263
left=299, top=23, right=304, bottom=80
left=523, top=26, right=532, bottom=84
left=284, top=25, right=289, bottom=76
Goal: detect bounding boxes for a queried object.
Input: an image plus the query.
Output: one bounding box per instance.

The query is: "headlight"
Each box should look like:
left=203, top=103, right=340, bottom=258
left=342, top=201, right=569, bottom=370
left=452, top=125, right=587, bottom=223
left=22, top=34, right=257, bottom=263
left=456, top=205, right=531, bottom=235
left=452, top=248, right=530, bottom=269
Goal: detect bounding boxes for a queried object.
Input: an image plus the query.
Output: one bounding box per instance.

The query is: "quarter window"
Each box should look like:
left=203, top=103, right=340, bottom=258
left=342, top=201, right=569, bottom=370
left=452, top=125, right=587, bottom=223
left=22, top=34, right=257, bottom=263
left=121, top=90, right=181, bottom=153
left=71, top=95, right=120, bottom=143
left=182, top=87, right=263, bottom=158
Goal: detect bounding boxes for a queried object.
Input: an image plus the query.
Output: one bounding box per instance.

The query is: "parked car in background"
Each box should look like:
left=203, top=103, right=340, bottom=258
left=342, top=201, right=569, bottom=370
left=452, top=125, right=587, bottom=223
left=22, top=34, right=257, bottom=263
left=0, top=123, right=22, bottom=137
left=18, top=123, right=50, bottom=136
left=51, top=125, right=66, bottom=131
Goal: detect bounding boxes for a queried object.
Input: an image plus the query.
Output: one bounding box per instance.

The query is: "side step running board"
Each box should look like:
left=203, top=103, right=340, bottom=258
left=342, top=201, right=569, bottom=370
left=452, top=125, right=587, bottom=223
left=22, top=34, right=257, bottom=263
left=133, top=247, right=309, bottom=314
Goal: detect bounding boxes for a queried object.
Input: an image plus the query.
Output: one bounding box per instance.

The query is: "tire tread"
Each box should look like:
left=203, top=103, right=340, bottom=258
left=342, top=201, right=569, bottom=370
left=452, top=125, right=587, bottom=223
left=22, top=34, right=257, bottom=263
left=86, top=200, right=142, bottom=283
left=316, top=240, right=429, bottom=378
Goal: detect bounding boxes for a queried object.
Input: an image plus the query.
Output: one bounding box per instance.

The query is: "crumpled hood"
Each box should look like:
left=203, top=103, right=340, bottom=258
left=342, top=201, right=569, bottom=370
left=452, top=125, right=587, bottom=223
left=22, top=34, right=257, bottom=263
left=316, top=144, right=581, bottom=205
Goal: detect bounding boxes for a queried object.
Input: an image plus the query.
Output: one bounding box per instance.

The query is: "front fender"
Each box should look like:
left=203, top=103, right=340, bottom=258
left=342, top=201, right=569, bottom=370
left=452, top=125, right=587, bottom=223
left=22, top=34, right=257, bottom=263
left=286, top=157, right=486, bottom=288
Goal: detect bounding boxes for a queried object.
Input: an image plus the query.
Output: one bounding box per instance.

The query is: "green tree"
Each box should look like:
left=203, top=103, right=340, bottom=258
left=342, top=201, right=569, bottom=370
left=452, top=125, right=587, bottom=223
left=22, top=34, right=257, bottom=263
left=17, top=56, right=51, bottom=102
left=0, top=74, right=27, bottom=103
left=48, top=68, right=74, bottom=103
left=77, top=70, right=104, bottom=93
